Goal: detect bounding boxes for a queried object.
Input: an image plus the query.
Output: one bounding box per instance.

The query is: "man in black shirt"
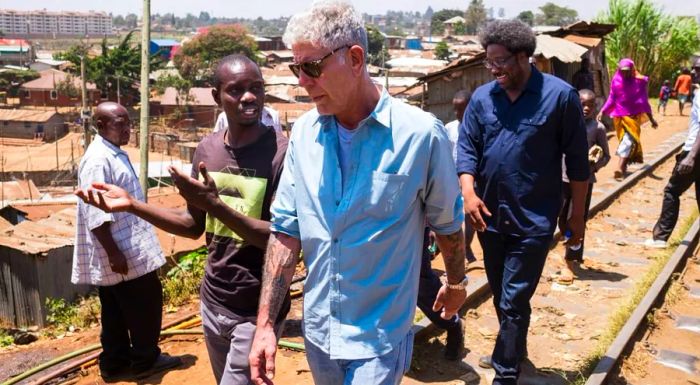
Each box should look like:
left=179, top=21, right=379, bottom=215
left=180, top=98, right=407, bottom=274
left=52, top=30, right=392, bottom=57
left=76, top=55, right=289, bottom=385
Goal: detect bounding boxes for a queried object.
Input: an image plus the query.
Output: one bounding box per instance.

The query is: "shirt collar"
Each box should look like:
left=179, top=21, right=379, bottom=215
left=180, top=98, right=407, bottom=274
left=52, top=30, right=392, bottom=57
left=319, top=85, right=392, bottom=129
left=95, top=134, right=127, bottom=157
left=489, top=65, right=543, bottom=95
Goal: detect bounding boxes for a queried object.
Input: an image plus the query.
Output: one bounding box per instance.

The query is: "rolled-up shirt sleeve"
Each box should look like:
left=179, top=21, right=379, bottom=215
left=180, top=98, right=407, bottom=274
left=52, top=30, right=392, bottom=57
left=562, top=89, right=591, bottom=182
left=456, top=101, right=481, bottom=176
left=270, top=132, right=300, bottom=239
left=80, top=161, right=115, bottom=230
left=425, top=120, right=465, bottom=235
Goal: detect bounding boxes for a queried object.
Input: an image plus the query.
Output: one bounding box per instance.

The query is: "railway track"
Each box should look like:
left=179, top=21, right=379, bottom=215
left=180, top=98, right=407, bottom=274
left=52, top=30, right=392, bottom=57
left=4, top=130, right=698, bottom=385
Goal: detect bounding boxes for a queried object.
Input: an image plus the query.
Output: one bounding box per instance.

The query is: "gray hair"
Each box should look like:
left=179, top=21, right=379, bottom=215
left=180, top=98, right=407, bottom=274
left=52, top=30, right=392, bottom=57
left=283, top=0, right=368, bottom=56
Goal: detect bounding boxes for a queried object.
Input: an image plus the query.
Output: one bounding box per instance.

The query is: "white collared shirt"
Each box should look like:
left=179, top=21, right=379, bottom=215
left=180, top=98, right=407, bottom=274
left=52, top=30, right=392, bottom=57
left=72, top=135, right=165, bottom=286
left=212, top=107, right=283, bottom=133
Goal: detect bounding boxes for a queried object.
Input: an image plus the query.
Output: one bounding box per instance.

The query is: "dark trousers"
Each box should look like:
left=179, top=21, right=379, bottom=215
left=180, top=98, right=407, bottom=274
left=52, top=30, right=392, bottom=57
left=98, top=271, right=163, bottom=373
left=478, top=231, right=551, bottom=385
left=653, top=151, right=700, bottom=241
left=558, top=182, right=594, bottom=261
left=416, top=229, right=460, bottom=331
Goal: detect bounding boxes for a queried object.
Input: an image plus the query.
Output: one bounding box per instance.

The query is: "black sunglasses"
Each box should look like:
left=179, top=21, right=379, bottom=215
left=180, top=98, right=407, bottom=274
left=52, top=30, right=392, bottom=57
left=289, top=45, right=351, bottom=79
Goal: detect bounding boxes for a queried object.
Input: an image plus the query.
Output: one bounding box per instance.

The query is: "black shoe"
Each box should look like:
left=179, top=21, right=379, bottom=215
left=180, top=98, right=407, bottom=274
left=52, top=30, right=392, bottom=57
left=444, top=319, right=464, bottom=361
left=134, top=354, right=182, bottom=379
left=100, top=367, right=133, bottom=383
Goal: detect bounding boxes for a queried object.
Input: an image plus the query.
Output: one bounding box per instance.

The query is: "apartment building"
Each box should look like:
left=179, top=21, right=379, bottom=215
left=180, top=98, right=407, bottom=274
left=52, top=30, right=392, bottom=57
left=0, top=9, right=113, bottom=37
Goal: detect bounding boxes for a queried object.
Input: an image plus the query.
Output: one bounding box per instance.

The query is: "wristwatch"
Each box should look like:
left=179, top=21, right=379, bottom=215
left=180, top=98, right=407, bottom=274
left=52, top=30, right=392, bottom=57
left=444, top=275, right=469, bottom=290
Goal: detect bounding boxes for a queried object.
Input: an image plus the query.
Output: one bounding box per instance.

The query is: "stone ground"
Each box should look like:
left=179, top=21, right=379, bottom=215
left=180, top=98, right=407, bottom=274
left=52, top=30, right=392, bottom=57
left=607, top=252, right=700, bottom=385
left=0, top=112, right=695, bottom=385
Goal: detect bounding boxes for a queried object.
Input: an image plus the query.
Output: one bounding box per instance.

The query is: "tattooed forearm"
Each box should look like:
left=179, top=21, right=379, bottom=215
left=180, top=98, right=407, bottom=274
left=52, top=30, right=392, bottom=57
left=434, top=229, right=466, bottom=283
left=258, top=232, right=301, bottom=326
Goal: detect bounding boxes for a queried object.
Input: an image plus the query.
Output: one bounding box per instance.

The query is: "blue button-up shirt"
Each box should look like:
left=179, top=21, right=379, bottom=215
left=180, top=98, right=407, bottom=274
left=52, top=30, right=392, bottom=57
left=271, top=88, right=464, bottom=359
left=457, top=67, right=589, bottom=236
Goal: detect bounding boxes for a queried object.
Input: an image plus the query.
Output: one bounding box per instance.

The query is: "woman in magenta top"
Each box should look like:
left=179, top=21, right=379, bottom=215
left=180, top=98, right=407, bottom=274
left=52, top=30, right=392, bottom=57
left=598, top=58, right=658, bottom=180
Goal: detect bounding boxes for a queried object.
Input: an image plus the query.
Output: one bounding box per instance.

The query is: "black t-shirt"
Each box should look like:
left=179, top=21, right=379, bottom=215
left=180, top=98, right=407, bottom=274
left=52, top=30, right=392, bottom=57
left=191, top=127, right=290, bottom=320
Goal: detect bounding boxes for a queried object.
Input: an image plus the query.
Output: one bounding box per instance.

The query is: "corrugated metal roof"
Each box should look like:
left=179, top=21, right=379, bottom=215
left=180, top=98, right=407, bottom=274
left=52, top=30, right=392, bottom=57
left=0, top=206, right=76, bottom=254
left=444, top=16, right=466, bottom=24
left=20, top=69, right=96, bottom=90
left=563, top=34, right=602, bottom=48
left=0, top=216, right=11, bottom=231
left=0, top=108, right=59, bottom=122
left=535, top=35, right=588, bottom=63
left=151, top=39, right=180, bottom=47
left=0, top=180, right=41, bottom=202
left=160, top=87, right=216, bottom=106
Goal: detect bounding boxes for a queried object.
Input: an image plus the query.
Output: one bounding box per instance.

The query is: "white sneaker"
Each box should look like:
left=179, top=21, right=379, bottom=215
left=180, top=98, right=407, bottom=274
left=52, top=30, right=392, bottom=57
left=644, top=239, right=667, bottom=249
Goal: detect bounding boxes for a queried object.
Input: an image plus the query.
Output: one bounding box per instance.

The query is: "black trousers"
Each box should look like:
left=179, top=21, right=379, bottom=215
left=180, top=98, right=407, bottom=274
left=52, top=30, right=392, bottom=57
left=558, top=181, right=594, bottom=261
left=653, top=151, right=700, bottom=241
left=98, top=270, right=163, bottom=373
left=479, top=231, right=551, bottom=385
left=416, top=228, right=461, bottom=331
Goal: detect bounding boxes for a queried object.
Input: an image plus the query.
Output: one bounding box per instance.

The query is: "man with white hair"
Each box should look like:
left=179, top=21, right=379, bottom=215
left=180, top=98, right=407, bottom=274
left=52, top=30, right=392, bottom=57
left=248, top=1, right=468, bottom=384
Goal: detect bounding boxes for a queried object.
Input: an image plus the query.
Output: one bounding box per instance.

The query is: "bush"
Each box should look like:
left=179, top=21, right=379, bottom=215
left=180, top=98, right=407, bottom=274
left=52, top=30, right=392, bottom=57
left=163, top=247, right=207, bottom=307
left=45, top=295, right=101, bottom=332
left=0, top=330, right=13, bottom=347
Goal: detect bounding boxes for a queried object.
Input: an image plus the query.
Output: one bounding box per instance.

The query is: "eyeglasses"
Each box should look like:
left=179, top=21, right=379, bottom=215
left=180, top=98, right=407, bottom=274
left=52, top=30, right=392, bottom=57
left=289, top=45, right=351, bottom=78
left=483, top=54, right=514, bottom=69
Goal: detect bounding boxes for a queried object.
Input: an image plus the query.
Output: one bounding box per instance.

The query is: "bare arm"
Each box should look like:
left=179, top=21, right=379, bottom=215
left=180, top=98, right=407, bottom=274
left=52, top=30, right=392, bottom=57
left=566, top=179, right=590, bottom=245
left=91, top=222, right=128, bottom=275
left=77, top=183, right=205, bottom=239
left=249, top=232, right=301, bottom=384
left=434, top=229, right=466, bottom=283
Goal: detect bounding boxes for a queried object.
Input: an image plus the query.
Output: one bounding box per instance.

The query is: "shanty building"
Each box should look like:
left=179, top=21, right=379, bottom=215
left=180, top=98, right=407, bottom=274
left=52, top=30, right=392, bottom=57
left=0, top=206, right=90, bottom=327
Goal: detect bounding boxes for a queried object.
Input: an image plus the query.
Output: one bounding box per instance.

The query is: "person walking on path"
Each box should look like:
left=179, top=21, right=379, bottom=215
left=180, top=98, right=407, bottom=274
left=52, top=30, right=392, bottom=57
left=598, top=58, right=658, bottom=181
left=658, top=80, right=672, bottom=116
left=76, top=56, right=290, bottom=385
left=248, top=2, right=468, bottom=384
left=457, top=19, right=591, bottom=385
left=675, top=67, right=693, bottom=116
left=646, top=86, right=700, bottom=249
left=557, top=89, right=611, bottom=284
left=73, top=102, right=181, bottom=382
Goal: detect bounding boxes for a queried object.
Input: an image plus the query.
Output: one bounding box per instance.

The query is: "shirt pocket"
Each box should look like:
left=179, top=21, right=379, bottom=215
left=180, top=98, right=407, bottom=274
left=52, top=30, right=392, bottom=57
left=476, top=113, right=501, bottom=146
left=364, top=171, right=410, bottom=219
left=518, top=113, right=553, bottom=166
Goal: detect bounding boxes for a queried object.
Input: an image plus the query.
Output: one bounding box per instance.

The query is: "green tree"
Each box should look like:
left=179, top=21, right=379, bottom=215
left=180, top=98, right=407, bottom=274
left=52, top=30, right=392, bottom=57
left=535, top=3, right=578, bottom=26
left=55, top=31, right=162, bottom=103
left=597, top=0, right=700, bottom=93
left=464, top=0, right=487, bottom=34
left=55, top=75, right=80, bottom=98
left=173, top=24, right=259, bottom=86
left=154, top=73, right=191, bottom=95
left=366, top=24, right=391, bottom=67
left=0, top=69, right=39, bottom=96
left=431, top=9, right=464, bottom=35
left=453, top=22, right=467, bottom=35
left=517, top=11, right=535, bottom=26
left=434, top=41, right=451, bottom=61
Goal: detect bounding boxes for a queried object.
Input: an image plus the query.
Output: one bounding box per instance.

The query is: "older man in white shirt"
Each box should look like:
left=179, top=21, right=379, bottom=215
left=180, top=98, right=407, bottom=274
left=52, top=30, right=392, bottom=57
left=73, top=102, right=180, bottom=381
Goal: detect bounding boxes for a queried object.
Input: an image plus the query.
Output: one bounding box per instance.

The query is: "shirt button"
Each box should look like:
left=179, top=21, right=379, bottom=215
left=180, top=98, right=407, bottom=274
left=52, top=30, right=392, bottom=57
left=333, top=238, right=339, bottom=243
left=335, top=200, right=340, bottom=206
left=504, top=220, right=510, bottom=225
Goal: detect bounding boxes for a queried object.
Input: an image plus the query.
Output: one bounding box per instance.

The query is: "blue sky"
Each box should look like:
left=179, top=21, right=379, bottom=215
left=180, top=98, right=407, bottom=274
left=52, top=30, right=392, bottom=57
left=4, top=0, right=698, bottom=21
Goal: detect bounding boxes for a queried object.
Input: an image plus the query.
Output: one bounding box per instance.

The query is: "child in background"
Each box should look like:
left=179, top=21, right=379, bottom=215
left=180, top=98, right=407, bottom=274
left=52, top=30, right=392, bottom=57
left=659, top=79, right=671, bottom=116
left=558, top=89, right=611, bottom=285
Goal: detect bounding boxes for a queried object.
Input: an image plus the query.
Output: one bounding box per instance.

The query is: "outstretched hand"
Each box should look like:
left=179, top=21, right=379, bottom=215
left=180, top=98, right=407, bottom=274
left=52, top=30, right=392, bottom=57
left=74, top=182, right=133, bottom=212
left=169, top=162, right=220, bottom=211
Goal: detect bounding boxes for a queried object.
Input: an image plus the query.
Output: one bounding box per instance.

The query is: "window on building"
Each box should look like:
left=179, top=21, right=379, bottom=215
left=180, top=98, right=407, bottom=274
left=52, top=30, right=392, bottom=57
left=50, top=90, right=58, bottom=100
left=23, top=90, right=30, bottom=99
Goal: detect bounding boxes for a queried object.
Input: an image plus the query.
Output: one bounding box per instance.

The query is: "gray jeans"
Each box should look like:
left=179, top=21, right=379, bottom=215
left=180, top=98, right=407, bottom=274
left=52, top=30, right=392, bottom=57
left=200, top=300, right=285, bottom=385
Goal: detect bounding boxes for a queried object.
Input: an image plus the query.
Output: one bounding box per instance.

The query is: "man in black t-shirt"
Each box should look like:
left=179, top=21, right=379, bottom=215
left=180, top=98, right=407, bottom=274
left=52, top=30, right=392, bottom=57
left=76, top=55, right=289, bottom=385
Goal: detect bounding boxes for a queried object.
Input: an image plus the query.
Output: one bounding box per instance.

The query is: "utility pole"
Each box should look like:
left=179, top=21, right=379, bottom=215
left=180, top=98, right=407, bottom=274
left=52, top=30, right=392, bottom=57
left=139, top=0, right=151, bottom=200
left=116, top=74, right=121, bottom=105
left=80, top=54, right=90, bottom=149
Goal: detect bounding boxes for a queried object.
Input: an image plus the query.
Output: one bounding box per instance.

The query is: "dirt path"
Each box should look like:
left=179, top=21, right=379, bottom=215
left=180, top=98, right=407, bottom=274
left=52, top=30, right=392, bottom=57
left=608, top=252, right=700, bottom=385
left=0, top=113, right=694, bottom=385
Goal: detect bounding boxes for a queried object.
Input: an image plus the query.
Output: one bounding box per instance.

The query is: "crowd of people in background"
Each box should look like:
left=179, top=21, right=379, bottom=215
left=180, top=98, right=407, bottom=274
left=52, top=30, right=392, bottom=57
left=71, top=1, right=700, bottom=384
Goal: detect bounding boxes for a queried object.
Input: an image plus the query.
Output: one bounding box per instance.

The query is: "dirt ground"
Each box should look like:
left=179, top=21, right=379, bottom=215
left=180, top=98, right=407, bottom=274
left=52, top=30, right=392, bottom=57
left=0, top=112, right=695, bottom=385
left=608, top=253, right=700, bottom=385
